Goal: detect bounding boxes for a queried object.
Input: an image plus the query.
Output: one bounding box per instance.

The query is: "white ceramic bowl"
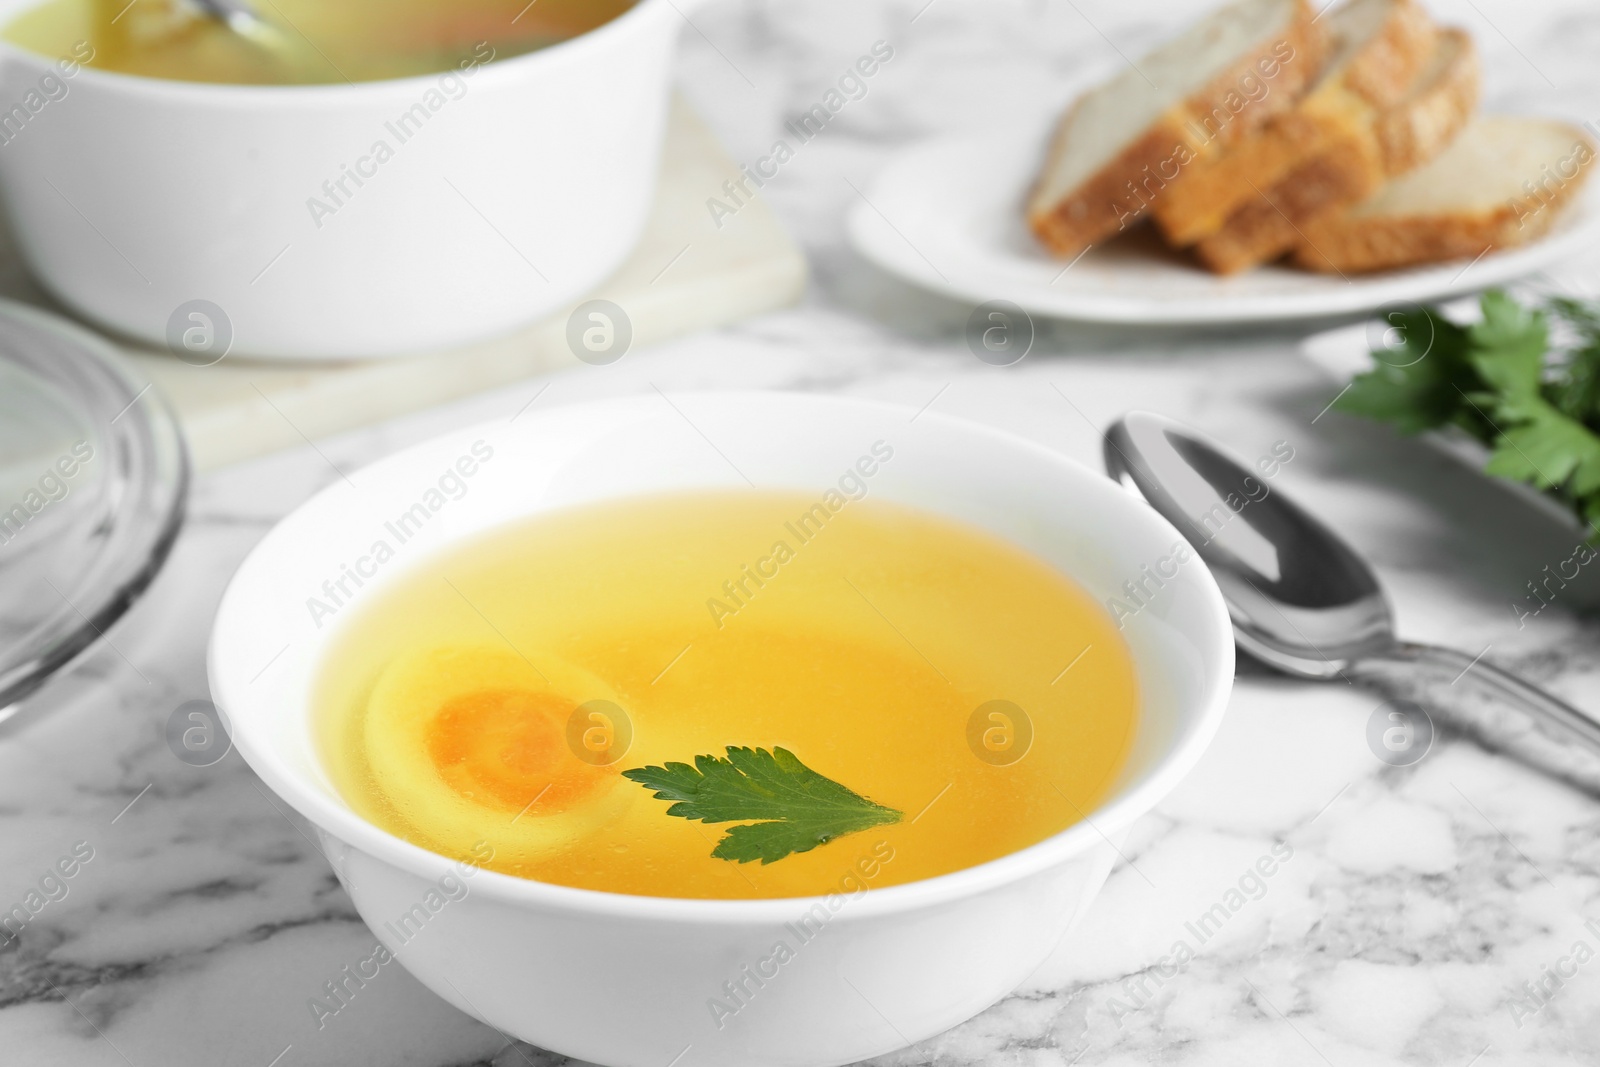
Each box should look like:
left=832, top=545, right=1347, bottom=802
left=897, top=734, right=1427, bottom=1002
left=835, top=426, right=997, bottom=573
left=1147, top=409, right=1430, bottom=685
left=0, top=0, right=709, bottom=359
left=209, top=392, right=1234, bottom=1067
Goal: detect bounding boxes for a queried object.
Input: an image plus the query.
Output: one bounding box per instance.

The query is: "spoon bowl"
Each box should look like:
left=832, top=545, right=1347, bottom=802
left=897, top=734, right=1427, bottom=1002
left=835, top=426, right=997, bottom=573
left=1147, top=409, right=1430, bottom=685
left=1105, top=411, right=1392, bottom=677
left=1105, top=410, right=1600, bottom=779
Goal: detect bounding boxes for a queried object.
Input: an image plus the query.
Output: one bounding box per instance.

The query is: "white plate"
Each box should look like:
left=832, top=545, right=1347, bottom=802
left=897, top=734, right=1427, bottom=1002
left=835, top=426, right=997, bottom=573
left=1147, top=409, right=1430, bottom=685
left=848, top=122, right=1600, bottom=325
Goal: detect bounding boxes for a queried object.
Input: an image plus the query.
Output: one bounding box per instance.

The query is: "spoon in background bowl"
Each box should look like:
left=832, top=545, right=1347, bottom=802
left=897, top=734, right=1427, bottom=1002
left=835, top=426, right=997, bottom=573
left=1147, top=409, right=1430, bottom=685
left=189, top=0, right=271, bottom=38
left=1104, top=410, right=1600, bottom=791
left=196, top=0, right=338, bottom=80
left=98, top=0, right=298, bottom=62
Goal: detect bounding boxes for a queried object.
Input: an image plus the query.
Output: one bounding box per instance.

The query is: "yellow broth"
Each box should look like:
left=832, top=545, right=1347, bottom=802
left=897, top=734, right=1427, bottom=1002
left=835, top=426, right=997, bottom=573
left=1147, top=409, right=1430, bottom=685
left=4, top=0, right=637, bottom=84
left=314, top=489, right=1140, bottom=899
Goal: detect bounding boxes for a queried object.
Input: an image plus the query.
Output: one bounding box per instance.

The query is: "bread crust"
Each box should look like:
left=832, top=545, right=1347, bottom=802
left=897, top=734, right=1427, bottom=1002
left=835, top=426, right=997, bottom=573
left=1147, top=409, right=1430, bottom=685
left=1375, top=29, right=1480, bottom=172
left=1028, top=0, right=1324, bottom=258
left=1193, top=28, right=1479, bottom=274
left=1150, top=0, right=1436, bottom=246
left=1291, top=203, right=1557, bottom=273
left=1339, top=0, right=1438, bottom=104
left=1192, top=146, right=1381, bottom=272
left=1172, top=6, right=1330, bottom=156
left=1293, top=128, right=1595, bottom=273
left=1030, top=121, right=1197, bottom=256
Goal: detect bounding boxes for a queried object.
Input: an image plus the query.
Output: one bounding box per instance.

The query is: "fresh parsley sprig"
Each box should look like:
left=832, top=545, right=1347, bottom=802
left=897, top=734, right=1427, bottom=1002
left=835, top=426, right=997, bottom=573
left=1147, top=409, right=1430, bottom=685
left=1336, top=290, right=1600, bottom=535
left=622, top=746, right=902, bottom=864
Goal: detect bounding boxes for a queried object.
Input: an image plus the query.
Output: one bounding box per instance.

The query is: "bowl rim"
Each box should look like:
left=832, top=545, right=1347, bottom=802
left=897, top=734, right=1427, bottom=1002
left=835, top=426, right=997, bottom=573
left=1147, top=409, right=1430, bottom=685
left=209, top=391, right=1235, bottom=923
left=0, top=0, right=672, bottom=101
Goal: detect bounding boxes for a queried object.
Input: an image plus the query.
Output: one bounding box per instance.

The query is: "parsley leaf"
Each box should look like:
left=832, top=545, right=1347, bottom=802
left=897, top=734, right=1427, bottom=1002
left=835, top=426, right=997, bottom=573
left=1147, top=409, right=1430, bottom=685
left=1548, top=297, right=1600, bottom=420
left=1486, top=396, right=1600, bottom=495
left=622, top=747, right=902, bottom=864
left=1334, top=308, right=1485, bottom=435
left=1468, top=290, right=1549, bottom=400
left=1335, top=289, right=1600, bottom=538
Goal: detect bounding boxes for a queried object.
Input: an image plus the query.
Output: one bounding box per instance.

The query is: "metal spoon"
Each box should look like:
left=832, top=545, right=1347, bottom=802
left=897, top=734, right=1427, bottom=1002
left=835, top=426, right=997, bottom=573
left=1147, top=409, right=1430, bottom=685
left=185, top=0, right=304, bottom=57
left=190, top=0, right=277, bottom=40
left=1103, top=410, right=1600, bottom=785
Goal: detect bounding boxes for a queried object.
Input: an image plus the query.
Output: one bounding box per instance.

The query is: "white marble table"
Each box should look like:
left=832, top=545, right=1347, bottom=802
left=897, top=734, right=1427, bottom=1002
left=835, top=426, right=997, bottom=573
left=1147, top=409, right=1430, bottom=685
left=4, top=1, right=1600, bottom=1064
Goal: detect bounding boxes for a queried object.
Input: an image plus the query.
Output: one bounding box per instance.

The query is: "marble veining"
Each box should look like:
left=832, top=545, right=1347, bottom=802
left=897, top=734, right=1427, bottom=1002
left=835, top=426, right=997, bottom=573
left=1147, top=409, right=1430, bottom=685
left=3, top=0, right=1600, bottom=1064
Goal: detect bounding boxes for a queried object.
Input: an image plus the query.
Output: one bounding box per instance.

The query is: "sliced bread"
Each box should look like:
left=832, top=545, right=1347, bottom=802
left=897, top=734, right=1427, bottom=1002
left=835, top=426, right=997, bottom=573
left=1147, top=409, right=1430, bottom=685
left=1194, top=26, right=1479, bottom=273
left=1292, top=116, right=1597, bottom=273
left=1027, top=0, right=1327, bottom=258
left=1149, top=0, right=1437, bottom=247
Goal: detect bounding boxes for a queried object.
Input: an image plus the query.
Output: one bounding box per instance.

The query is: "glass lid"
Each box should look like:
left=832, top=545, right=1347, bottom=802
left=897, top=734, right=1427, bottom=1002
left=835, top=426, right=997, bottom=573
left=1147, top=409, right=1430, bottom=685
left=0, top=300, right=188, bottom=720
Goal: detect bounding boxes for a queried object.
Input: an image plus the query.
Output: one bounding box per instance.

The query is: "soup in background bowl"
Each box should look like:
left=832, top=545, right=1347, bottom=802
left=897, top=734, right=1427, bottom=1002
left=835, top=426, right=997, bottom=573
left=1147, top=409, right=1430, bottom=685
left=4, top=0, right=638, bottom=84
left=209, top=392, right=1234, bottom=1067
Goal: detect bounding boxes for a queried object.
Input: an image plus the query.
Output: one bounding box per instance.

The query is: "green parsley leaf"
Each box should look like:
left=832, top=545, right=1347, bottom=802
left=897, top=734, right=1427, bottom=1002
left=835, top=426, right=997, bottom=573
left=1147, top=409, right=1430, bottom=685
left=1334, top=308, right=1483, bottom=434
left=1335, top=289, right=1600, bottom=539
left=1486, top=395, right=1600, bottom=494
left=1547, top=297, right=1600, bottom=420
left=1468, top=290, right=1549, bottom=400
left=621, top=746, right=902, bottom=864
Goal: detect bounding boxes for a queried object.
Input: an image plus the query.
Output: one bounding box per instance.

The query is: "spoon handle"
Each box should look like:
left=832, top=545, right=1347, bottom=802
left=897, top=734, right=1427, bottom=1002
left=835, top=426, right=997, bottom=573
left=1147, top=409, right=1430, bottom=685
left=1392, top=643, right=1600, bottom=749
left=1351, top=642, right=1600, bottom=791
